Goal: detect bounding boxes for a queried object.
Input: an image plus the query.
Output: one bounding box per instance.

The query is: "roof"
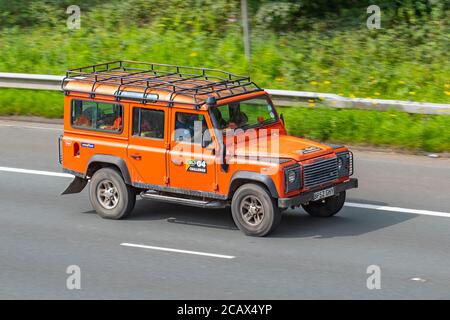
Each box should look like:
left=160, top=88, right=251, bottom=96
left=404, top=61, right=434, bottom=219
left=62, top=60, right=263, bottom=108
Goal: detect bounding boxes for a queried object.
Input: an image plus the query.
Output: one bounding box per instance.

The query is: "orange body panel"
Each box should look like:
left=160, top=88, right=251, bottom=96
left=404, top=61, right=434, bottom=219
left=62, top=87, right=351, bottom=201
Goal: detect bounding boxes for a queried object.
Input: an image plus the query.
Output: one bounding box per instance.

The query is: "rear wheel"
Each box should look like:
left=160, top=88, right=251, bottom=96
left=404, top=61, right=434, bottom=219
left=231, top=183, right=281, bottom=237
left=302, top=191, right=346, bottom=217
left=89, top=167, right=136, bottom=220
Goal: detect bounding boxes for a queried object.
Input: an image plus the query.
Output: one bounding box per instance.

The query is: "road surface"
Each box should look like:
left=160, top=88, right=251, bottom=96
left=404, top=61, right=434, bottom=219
left=0, top=119, right=449, bottom=299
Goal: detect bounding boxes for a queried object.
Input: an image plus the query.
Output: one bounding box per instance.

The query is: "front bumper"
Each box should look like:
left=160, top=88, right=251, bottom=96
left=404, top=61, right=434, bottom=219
left=278, top=178, right=358, bottom=208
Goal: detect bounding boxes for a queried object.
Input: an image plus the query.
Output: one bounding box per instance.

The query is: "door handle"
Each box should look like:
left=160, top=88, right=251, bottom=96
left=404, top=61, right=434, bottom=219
left=130, top=154, right=142, bottom=160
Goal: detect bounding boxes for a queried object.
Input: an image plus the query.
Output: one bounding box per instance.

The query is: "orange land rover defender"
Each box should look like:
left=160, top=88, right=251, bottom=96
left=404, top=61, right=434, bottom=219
left=60, top=61, right=358, bottom=237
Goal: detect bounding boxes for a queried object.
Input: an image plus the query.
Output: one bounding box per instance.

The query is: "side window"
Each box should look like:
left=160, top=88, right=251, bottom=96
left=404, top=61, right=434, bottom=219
left=71, top=100, right=123, bottom=133
left=174, top=112, right=211, bottom=146
left=132, top=107, right=165, bottom=139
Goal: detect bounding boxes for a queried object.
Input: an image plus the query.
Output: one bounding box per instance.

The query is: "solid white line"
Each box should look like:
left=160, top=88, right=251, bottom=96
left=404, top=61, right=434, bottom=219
left=0, top=123, right=61, bottom=131
left=345, top=202, right=450, bottom=218
left=0, top=166, right=73, bottom=178
left=120, top=242, right=236, bottom=259
left=1, top=165, right=449, bottom=219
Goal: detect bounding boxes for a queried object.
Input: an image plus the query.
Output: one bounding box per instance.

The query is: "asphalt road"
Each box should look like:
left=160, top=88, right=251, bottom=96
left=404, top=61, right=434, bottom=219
left=0, top=119, right=449, bottom=299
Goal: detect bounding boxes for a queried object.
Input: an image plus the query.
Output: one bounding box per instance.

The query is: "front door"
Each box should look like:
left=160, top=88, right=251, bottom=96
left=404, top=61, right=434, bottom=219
left=168, top=109, right=217, bottom=194
left=127, top=104, right=168, bottom=186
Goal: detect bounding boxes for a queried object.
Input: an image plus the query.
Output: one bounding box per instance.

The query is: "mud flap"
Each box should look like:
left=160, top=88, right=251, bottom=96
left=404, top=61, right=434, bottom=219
left=61, top=176, right=88, bottom=195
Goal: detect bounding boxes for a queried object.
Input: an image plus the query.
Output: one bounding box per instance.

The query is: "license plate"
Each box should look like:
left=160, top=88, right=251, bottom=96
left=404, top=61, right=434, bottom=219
left=313, top=187, right=335, bottom=201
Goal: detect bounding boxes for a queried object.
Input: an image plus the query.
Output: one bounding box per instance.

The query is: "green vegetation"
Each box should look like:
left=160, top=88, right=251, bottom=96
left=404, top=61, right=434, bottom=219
left=0, top=89, right=62, bottom=118
left=0, top=1, right=448, bottom=151
left=279, top=106, right=450, bottom=153
left=1, top=88, right=449, bottom=152
left=0, top=0, right=448, bottom=102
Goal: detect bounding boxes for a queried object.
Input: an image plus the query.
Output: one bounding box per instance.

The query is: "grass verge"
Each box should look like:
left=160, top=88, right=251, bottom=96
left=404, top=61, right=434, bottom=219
left=0, top=88, right=449, bottom=153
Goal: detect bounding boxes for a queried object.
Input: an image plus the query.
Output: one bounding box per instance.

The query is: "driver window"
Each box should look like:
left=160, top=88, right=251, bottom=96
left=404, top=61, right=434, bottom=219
left=174, top=112, right=211, bottom=146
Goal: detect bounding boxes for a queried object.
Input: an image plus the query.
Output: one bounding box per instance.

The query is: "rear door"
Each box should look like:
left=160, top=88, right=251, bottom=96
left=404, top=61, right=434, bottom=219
left=127, top=104, right=168, bottom=186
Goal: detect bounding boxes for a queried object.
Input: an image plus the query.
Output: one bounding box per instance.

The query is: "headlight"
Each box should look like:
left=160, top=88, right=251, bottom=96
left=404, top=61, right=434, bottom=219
left=337, top=157, right=344, bottom=171
left=288, top=170, right=296, bottom=183
left=336, top=151, right=353, bottom=177
left=284, top=164, right=301, bottom=193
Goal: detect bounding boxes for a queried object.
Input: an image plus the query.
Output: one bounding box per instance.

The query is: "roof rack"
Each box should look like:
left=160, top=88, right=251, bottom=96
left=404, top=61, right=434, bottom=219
left=62, top=60, right=263, bottom=107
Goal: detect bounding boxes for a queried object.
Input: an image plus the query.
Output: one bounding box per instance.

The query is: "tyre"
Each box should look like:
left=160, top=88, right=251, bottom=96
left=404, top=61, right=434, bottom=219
left=302, top=191, right=346, bottom=217
left=231, top=183, right=281, bottom=237
left=89, top=167, right=136, bottom=220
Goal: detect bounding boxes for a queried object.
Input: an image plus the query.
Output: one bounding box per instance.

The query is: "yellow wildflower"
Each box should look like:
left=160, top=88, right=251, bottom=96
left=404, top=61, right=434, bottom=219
left=323, top=80, right=331, bottom=85
left=310, top=81, right=318, bottom=85
left=409, top=91, right=416, bottom=96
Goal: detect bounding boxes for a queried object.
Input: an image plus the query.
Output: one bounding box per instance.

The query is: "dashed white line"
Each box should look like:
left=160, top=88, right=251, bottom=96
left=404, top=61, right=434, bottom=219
left=0, top=166, right=73, bottom=178
left=120, top=243, right=235, bottom=259
left=1, top=165, right=449, bottom=219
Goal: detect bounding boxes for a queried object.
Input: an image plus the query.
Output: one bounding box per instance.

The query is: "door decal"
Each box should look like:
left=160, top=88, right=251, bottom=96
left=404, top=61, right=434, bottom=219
left=186, top=159, right=207, bottom=173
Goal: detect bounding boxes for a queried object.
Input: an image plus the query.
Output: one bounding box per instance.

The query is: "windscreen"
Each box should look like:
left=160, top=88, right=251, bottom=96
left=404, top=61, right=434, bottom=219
left=210, top=96, right=278, bottom=130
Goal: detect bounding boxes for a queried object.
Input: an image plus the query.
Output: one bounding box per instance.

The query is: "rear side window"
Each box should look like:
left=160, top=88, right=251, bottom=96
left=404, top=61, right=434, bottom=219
left=132, top=107, right=165, bottom=139
left=71, top=100, right=123, bottom=133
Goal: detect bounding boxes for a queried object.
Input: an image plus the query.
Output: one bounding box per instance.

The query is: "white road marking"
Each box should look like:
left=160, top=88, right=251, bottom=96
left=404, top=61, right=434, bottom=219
left=0, top=123, right=61, bottom=131
left=345, top=202, right=450, bottom=218
left=409, top=277, right=427, bottom=282
left=0, top=166, right=73, bottom=178
left=0, top=165, right=449, bottom=219
left=120, top=243, right=235, bottom=259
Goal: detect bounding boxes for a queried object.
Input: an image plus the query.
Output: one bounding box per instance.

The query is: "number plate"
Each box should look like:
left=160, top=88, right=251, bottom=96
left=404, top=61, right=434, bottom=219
left=313, top=187, right=335, bottom=201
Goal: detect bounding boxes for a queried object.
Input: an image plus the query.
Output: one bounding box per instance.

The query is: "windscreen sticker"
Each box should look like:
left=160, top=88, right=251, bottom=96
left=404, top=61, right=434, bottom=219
left=81, top=142, right=95, bottom=149
left=186, top=159, right=207, bottom=174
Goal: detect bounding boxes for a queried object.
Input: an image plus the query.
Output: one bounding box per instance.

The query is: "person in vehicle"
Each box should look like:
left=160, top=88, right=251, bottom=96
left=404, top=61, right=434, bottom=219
left=228, top=103, right=248, bottom=128
left=74, top=110, right=92, bottom=127
left=175, top=113, right=194, bottom=141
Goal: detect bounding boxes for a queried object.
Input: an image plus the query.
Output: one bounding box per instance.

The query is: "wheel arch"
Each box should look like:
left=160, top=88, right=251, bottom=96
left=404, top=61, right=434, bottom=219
left=228, top=171, right=279, bottom=199
left=86, top=154, right=132, bottom=185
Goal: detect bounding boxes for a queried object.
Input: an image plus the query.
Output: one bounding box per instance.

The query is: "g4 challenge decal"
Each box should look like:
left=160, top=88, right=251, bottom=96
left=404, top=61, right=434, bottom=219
left=186, top=159, right=207, bottom=173
left=296, top=146, right=321, bottom=154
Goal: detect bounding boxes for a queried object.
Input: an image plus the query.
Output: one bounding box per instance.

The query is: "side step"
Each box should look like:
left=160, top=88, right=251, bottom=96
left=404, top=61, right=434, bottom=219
left=140, top=191, right=227, bottom=209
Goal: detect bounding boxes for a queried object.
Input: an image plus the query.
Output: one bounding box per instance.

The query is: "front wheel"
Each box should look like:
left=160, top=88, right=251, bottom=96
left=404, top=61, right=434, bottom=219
left=302, top=191, right=346, bottom=217
left=231, top=183, right=281, bottom=237
left=89, top=167, right=136, bottom=220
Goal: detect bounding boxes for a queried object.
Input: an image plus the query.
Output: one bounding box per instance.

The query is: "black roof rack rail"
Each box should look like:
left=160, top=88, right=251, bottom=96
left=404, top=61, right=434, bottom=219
left=62, top=60, right=263, bottom=107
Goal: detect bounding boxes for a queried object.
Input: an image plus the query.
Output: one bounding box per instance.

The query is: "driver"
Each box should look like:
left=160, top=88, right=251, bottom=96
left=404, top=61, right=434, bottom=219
left=229, top=103, right=248, bottom=128
left=175, top=113, right=195, bottom=141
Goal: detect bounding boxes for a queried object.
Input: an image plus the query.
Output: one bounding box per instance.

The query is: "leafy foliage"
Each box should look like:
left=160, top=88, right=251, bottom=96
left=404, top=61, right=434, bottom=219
left=0, top=0, right=448, bottom=151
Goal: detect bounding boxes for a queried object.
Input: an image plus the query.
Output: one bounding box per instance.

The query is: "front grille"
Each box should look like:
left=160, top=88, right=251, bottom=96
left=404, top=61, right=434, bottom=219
left=303, top=157, right=338, bottom=188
